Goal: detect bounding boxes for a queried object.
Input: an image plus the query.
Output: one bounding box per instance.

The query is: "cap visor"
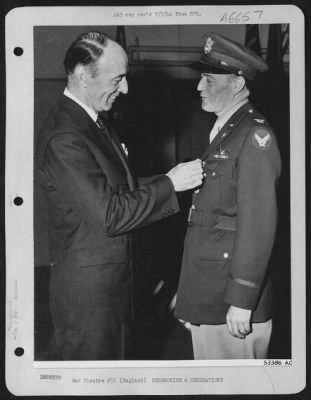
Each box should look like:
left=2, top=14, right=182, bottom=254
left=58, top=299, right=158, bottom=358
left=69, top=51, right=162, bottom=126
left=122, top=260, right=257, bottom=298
left=189, top=61, right=236, bottom=75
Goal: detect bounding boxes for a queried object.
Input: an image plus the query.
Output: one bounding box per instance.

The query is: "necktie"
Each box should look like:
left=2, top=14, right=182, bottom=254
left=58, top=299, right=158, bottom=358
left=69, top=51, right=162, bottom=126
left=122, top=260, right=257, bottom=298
left=209, top=122, right=221, bottom=143
left=96, top=116, right=112, bottom=141
left=96, top=116, right=105, bottom=129
left=96, top=116, right=135, bottom=190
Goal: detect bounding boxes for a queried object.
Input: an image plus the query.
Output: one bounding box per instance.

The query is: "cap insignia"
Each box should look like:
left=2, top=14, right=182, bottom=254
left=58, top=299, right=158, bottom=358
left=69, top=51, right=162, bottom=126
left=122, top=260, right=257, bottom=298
left=204, top=37, right=214, bottom=54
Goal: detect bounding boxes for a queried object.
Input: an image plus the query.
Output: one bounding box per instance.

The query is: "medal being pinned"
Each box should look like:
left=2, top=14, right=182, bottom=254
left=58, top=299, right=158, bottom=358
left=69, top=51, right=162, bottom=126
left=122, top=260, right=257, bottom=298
left=213, top=147, right=230, bottom=159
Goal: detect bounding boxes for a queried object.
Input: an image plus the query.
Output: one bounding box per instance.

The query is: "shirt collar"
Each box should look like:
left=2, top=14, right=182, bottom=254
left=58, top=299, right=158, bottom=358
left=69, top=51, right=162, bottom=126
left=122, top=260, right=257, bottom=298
left=215, top=98, right=249, bottom=130
left=64, top=88, right=98, bottom=123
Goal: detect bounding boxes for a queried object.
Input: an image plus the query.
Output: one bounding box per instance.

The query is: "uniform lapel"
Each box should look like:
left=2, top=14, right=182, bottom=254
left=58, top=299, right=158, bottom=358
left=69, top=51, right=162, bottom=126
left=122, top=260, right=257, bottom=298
left=200, top=102, right=253, bottom=161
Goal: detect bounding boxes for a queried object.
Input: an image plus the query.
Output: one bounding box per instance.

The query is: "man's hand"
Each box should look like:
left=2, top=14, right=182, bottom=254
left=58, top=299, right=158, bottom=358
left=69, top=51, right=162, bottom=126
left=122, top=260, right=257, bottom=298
left=168, top=293, right=191, bottom=330
left=226, top=305, right=252, bottom=339
left=166, top=159, right=204, bottom=192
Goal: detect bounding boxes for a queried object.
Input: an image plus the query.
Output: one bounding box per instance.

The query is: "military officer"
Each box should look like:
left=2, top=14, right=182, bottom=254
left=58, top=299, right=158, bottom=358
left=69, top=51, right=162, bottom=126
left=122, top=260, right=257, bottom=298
left=175, top=32, right=281, bottom=359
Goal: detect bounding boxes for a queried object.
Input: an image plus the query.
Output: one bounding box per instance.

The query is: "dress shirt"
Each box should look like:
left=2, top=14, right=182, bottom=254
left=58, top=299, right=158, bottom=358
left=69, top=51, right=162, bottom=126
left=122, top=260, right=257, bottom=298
left=64, top=88, right=98, bottom=123
left=209, top=98, right=249, bottom=143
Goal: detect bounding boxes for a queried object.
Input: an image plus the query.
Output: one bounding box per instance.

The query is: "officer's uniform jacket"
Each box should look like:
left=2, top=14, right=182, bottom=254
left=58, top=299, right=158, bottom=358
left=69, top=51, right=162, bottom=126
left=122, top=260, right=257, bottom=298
left=175, top=102, right=281, bottom=324
left=35, top=94, right=179, bottom=333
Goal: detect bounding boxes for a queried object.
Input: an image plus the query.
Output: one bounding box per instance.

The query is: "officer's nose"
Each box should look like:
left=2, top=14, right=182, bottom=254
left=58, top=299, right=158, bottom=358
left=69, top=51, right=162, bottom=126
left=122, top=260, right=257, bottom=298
left=197, top=76, right=205, bottom=92
left=119, top=77, right=128, bottom=94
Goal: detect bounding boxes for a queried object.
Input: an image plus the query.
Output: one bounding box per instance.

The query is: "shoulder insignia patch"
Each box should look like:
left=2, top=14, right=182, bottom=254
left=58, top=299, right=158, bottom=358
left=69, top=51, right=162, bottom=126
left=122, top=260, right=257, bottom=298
left=252, top=129, right=272, bottom=150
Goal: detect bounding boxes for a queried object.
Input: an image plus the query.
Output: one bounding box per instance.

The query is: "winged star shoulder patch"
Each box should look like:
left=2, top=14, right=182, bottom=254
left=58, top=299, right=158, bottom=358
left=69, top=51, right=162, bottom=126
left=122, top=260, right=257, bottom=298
left=252, top=129, right=272, bottom=150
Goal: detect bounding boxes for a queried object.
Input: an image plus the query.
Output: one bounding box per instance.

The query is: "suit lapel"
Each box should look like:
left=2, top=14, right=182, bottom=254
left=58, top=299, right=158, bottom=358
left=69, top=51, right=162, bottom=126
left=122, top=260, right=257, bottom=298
left=200, top=102, right=253, bottom=161
left=60, top=95, right=135, bottom=190
left=96, top=115, right=136, bottom=191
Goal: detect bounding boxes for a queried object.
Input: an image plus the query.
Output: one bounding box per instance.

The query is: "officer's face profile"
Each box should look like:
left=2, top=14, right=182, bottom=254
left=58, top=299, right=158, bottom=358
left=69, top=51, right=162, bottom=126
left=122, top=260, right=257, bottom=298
left=83, top=41, right=129, bottom=112
left=197, top=73, right=236, bottom=114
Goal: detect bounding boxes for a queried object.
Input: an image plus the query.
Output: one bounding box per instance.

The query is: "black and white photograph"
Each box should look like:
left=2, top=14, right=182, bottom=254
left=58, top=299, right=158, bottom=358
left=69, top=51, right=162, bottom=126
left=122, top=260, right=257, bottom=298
left=4, top=4, right=307, bottom=396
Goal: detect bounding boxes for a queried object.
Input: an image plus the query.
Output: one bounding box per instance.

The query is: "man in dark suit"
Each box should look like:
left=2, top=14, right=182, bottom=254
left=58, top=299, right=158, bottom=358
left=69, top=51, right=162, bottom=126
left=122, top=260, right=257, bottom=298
left=175, top=33, right=281, bottom=359
left=35, top=31, right=203, bottom=360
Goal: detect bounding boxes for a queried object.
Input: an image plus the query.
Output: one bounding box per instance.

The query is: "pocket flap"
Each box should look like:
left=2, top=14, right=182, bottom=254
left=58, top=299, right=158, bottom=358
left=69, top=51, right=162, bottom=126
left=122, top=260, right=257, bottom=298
left=216, top=160, right=234, bottom=177
left=215, top=215, right=237, bottom=231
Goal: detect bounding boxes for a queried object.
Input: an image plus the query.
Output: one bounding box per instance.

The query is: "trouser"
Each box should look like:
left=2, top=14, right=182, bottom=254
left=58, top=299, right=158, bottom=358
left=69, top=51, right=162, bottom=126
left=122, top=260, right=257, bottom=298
left=190, top=319, right=272, bottom=359
left=50, top=319, right=131, bottom=361
left=49, top=263, right=133, bottom=361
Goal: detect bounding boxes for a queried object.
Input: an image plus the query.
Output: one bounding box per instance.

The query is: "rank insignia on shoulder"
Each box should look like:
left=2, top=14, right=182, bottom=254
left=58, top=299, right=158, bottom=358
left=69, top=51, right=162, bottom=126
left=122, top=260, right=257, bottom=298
left=254, top=118, right=265, bottom=123
left=252, top=129, right=272, bottom=150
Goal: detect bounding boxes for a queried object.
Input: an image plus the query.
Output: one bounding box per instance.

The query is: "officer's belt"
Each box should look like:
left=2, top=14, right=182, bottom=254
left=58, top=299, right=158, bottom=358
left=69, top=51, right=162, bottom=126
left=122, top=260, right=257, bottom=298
left=187, top=208, right=236, bottom=231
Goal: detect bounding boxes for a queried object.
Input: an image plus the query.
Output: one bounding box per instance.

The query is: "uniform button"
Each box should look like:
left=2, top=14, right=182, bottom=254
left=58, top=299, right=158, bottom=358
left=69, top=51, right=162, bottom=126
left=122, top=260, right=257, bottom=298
left=212, top=171, right=216, bottom=177
left=223, top=252, right=229, bottom=259
left=249, top=109, right=253, bottom=113
left=194, top=189, right=200, bottom=194
left=191, top=205, right=196, bottom=209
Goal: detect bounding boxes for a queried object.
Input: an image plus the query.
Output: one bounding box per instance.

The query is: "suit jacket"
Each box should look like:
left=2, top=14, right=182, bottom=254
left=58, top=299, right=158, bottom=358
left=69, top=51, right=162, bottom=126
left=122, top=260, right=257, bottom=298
left=175, top=102, right=281, bottom=324
left=35, top=94, right=179, bottom=330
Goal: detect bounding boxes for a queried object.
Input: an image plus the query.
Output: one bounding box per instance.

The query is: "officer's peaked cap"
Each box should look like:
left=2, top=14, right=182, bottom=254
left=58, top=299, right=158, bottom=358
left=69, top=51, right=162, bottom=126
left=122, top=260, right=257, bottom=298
left=191, top=32, right=268, bottom=80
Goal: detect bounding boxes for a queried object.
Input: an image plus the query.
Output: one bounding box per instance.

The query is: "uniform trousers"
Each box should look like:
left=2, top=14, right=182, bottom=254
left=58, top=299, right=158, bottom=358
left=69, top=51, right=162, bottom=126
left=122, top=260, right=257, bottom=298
left=190, top=319, right=272, bottom=360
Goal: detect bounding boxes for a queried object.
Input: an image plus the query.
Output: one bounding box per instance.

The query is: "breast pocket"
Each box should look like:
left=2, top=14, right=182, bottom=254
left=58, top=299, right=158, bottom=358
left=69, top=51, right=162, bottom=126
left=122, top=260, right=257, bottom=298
left=216, top=160, right=236, bottom=207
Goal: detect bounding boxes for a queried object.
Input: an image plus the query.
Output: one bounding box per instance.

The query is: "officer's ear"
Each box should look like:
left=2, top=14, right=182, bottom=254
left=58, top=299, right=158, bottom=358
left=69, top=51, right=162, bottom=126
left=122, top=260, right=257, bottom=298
left=232, top=76, right=246, bottom=94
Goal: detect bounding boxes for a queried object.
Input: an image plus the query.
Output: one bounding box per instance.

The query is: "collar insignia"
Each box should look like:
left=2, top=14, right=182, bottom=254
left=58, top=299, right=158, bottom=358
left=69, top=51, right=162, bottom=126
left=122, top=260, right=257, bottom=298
left=204, top=37, right=214, bottom=54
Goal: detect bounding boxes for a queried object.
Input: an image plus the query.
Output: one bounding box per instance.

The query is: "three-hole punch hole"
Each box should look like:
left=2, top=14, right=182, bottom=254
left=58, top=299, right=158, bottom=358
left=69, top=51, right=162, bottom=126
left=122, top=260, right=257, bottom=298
left=14, top=347, right=24, bottom=357
left=14, top=197, right=23, bottom=206
left=13, top=47, right=24, bottom=56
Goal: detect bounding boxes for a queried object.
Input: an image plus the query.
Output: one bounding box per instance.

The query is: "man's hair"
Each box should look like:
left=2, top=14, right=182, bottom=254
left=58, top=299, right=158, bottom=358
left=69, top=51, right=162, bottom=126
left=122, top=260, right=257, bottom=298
left=64, top=31, right=110, bottom=76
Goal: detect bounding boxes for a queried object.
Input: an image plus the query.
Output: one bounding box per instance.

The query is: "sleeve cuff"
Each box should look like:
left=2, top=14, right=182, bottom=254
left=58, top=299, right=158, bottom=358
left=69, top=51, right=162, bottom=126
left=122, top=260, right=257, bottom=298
left=224, top=274, right=261, bottom=310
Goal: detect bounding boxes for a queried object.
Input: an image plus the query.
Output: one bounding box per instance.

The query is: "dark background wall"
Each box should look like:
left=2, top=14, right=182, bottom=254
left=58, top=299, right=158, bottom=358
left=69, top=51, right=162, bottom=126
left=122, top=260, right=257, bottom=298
left=34, top=24, right=291, bottom=360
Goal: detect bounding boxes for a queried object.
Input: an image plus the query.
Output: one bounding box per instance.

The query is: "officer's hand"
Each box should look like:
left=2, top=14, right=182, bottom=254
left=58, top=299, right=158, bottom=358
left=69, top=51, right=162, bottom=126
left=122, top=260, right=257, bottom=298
left=166, top=159, right=203, bottom=192
left=226, top=305, right=252, bottom=339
